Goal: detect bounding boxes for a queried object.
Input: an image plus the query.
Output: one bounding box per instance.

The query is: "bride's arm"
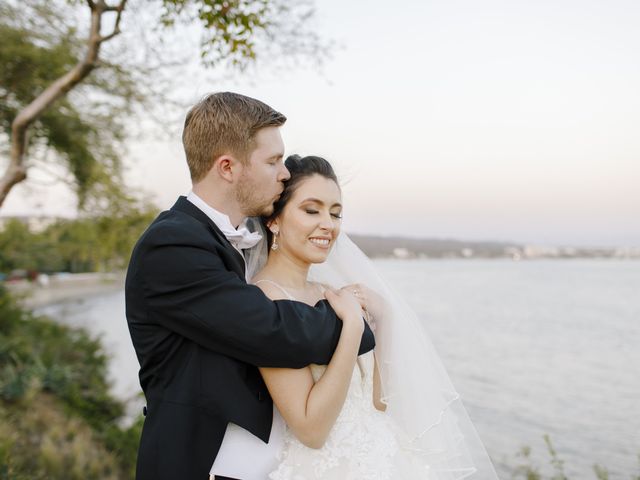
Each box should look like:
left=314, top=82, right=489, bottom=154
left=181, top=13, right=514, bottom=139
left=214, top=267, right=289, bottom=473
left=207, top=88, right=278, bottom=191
left=257, top=283, right=364, bottom=449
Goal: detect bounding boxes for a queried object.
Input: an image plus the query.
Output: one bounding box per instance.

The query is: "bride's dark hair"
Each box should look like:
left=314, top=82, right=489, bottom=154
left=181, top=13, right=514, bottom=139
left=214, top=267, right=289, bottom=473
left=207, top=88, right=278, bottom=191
left=262, top=154, right=339, bottom=242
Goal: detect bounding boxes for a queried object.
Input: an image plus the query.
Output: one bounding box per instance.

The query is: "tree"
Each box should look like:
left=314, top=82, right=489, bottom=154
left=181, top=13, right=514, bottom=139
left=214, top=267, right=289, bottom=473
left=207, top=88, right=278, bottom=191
left=0, top=219, right=41, bottom=272
left=0, top=1, right=131, bottom=209
left=0, top=200, right=158, bottom=273
left=0, top=0, right=328, bottom=210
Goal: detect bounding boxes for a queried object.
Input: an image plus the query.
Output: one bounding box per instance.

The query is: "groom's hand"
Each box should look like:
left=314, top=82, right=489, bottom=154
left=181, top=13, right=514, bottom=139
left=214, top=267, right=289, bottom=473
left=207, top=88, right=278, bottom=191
left=339, top=283, right=385, bottom=320
left=324, top=288, right=364, bottom=332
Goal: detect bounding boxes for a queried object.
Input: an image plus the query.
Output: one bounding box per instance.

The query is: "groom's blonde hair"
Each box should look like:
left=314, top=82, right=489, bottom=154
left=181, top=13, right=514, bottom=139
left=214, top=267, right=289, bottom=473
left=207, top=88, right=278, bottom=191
left=182, top=92, right=286, bottom=181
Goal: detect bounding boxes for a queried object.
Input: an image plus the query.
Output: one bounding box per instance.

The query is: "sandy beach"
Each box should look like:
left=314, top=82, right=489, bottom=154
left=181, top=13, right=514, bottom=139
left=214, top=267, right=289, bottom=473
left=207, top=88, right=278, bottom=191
left=6, top=272, right=126, bottom=309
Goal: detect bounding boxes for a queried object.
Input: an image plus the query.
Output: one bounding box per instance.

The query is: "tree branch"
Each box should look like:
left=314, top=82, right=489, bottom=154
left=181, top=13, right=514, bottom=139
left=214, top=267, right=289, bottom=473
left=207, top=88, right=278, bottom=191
left=0, top=0, right=127, bottom=208
left=101, top=0, right=126, bottom=12
left=99, top=1, right=126, bottom=42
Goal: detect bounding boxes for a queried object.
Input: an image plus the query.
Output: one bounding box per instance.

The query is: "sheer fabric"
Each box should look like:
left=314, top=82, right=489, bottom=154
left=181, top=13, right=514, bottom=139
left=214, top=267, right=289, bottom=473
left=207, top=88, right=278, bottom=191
left=245, top=221, right=499, bottom=479
left=269, top=352, right=430, bottom=480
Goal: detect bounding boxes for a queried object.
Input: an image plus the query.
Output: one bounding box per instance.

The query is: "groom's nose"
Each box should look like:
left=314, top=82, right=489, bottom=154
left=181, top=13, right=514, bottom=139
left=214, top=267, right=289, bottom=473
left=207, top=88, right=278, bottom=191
left=278, top=163, right=291, bottom=181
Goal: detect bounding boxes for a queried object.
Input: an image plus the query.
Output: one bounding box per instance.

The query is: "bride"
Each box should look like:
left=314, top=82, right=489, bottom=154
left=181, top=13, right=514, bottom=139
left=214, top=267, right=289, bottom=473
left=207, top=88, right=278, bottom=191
left=247, top=155, right=498, bottom=479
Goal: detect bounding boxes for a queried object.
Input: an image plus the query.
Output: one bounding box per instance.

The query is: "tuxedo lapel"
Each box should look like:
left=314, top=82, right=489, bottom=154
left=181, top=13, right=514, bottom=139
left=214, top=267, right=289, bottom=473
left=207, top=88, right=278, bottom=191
left=170, top=197, right=246, bottom=278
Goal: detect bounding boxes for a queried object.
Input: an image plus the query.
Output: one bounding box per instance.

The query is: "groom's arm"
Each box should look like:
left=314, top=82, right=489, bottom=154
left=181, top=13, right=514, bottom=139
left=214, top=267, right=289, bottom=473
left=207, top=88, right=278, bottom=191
left=127, top=226, right=374, bottom=368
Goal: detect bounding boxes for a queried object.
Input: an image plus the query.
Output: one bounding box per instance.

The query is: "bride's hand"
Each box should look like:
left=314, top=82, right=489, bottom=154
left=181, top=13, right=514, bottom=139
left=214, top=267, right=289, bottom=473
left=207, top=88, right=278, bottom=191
left=324, top=289, right=364, bottom=332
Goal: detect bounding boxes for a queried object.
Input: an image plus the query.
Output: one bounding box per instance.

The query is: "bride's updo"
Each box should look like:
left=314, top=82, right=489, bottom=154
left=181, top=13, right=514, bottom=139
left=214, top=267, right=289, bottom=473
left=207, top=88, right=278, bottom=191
left=267, top=154, right=339, bottom=221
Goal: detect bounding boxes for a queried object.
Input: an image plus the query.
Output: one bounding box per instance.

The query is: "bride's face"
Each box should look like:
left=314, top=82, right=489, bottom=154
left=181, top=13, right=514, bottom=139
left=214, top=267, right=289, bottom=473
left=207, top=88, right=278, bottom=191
left=271, top=174, right=342, bottom=265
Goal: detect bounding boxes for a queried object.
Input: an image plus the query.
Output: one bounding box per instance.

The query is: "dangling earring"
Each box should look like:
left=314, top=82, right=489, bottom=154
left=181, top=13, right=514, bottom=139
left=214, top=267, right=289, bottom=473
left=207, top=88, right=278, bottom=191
left=271, top=230, right=279, bottom=251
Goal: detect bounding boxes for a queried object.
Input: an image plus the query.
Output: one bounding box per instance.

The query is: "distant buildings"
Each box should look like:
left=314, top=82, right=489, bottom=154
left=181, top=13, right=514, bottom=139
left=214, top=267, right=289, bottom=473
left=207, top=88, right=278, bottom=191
left=612, top=247, right=640, bottom=259
left=349, top=234, right=640, bottom=260
left=461, top=248, right=474, bottom=258
left=392, top=248, right=411, bottom=259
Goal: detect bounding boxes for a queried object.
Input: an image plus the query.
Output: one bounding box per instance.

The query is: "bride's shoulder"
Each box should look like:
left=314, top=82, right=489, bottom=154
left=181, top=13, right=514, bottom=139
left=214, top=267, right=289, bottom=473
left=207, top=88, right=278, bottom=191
left=251, top=275, right=291, bottom=301
left=310, top=281, right=332, bottom=295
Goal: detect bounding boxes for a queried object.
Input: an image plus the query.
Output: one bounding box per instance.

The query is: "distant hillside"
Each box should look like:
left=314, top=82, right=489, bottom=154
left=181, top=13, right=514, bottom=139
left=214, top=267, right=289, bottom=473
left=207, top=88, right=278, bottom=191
left=348, top=234, right=520, bottom=258
left=347, top=234, right=639, bottom=259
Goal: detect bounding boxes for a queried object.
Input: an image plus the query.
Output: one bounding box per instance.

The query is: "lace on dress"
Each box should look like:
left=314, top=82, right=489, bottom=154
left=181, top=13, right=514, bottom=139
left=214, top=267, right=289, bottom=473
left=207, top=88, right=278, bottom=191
left=254, top=279, right=424, bottom=479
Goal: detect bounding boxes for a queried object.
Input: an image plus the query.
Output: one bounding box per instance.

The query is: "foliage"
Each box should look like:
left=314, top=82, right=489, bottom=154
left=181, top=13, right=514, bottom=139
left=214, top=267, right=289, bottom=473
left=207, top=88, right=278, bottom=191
left=0, top=0, right=328, bottom=211
left=509, top=435, right=640, bottom=480
left=160, top=0, right=273, bottom=66
left=158, top=0, right=326, bottom=70
left=0, top=1, right=137, bottom=208
left=0, top=220, right=42, bottom=272
left=543, top=434, right=568, bottom=480
left=511, top=445, right=542, bottom=480
left=0, top=201, right=157, bottom=274
left=0, top=286, right=141, bottom=478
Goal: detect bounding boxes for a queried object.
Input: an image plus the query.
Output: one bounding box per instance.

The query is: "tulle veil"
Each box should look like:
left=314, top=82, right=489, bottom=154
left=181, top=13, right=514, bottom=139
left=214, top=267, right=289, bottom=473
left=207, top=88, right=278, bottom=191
left=246, top=219, right=499, bottom=479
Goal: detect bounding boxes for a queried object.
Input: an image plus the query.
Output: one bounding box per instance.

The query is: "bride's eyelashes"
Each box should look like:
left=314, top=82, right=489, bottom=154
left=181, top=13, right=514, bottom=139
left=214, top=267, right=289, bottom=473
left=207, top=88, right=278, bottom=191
left=304, top=208, right=342, bottom=219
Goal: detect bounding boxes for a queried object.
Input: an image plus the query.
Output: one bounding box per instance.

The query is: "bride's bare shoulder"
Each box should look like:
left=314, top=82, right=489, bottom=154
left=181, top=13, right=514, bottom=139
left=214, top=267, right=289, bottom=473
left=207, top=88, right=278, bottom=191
left=252, top=274, right=290, bottom=301
left=310, top=281, right=333, bottom=295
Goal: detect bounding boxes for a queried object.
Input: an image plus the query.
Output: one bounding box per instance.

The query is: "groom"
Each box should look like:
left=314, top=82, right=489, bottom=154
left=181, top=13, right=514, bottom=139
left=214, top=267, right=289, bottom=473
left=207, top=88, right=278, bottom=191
left=125, top=92, right=375, bottom=480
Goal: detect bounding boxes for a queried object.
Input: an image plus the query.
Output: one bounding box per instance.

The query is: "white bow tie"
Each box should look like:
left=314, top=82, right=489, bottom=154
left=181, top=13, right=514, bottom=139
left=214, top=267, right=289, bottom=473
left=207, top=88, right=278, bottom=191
left=221, top=225, right=263, bottom=250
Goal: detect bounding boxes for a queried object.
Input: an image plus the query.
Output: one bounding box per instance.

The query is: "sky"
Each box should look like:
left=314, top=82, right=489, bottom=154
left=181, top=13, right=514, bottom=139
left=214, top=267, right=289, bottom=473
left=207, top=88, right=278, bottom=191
left=3, top=0, right=640, bottom=247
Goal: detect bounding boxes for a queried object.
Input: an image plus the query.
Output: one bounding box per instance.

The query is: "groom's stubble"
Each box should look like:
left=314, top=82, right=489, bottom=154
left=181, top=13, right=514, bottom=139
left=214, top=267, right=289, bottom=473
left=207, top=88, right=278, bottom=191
left=235, top=168, right=276, bottom=217
left=234, top=126, right=288, bottom=218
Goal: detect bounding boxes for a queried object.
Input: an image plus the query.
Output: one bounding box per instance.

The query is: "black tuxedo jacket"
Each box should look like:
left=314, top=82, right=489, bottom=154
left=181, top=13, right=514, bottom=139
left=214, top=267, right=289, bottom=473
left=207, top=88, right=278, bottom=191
left=125, top=196, right=375, bottom=480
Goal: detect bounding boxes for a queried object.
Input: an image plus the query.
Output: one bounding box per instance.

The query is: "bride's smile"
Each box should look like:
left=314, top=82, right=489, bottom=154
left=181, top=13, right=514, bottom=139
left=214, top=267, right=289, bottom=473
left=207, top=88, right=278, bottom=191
left=268, top=174, right=343, bottom=265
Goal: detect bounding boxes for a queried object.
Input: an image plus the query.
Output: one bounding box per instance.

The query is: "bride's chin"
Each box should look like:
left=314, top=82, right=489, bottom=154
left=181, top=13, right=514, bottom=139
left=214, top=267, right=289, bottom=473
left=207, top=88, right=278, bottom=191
left=311, top=252, right=331, bottom=264
left=289, top=245, right=332, bottom=265
left=298, top=251, right=329, bottom=265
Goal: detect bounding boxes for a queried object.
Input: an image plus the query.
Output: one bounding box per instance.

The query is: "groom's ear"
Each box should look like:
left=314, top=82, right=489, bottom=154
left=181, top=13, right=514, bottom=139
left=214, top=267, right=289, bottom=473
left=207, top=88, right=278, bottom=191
left=214, top=154, right=237, bottom=183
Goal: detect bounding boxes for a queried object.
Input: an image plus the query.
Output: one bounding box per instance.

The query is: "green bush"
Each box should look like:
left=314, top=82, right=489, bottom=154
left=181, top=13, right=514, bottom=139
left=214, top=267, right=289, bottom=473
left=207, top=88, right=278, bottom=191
left=0, top=206, right=157, bottom=274
left=0, top=286, right=141, bottom=479
left=510, top=434, right=640, bottom=480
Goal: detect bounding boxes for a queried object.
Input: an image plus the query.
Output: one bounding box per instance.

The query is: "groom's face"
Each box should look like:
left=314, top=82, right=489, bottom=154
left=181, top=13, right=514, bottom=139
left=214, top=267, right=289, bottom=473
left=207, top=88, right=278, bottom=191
left=235, top=127, right=289, bottom=217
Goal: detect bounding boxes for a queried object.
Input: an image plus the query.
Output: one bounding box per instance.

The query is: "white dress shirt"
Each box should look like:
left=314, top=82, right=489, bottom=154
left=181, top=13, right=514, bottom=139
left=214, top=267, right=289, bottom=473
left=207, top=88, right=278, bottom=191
left=185, top=192, right=286, bottom=480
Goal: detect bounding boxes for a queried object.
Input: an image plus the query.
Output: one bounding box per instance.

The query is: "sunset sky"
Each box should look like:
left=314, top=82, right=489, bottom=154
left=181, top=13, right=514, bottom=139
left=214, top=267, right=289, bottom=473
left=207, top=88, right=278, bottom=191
left=3, top=0, right=639, bottom=247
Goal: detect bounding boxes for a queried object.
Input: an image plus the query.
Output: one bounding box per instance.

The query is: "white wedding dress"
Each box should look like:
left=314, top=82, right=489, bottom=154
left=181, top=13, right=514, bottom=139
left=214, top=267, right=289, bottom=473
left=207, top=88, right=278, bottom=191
left=245, top=225, right=499, bottom=480
left=269, top=350, right=430, bottom=480
left=252, top=278, right=429, bottom=480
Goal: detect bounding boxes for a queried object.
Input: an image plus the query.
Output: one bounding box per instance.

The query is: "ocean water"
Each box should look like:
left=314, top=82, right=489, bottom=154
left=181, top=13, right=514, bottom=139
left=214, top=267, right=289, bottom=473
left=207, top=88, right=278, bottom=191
left=38, top=259, right=640, bottom=479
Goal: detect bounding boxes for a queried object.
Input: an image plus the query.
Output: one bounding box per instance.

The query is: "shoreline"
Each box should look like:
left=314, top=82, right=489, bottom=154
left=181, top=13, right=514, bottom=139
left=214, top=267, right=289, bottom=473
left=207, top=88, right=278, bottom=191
left=6, top=272, right=126, bottom=309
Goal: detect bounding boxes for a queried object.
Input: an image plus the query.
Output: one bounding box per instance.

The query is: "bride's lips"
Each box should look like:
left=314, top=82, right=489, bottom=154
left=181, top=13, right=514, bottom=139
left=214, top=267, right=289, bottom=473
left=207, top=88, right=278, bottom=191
left=309, top=236, right=332, bottom=249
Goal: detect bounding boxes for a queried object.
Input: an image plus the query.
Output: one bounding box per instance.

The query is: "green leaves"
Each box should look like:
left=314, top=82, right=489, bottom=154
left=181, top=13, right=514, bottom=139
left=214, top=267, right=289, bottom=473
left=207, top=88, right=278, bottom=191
left=0, top=2, right=82, bottom=111
left=1, top=0, right=327, bottom=212
left=0, top=202, right=157, bottom=273
left=0, top=286, right=141, bottom=478
left=159, top=0, right=308, bottom=69
left=0, top=1, right=136, bottom=210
